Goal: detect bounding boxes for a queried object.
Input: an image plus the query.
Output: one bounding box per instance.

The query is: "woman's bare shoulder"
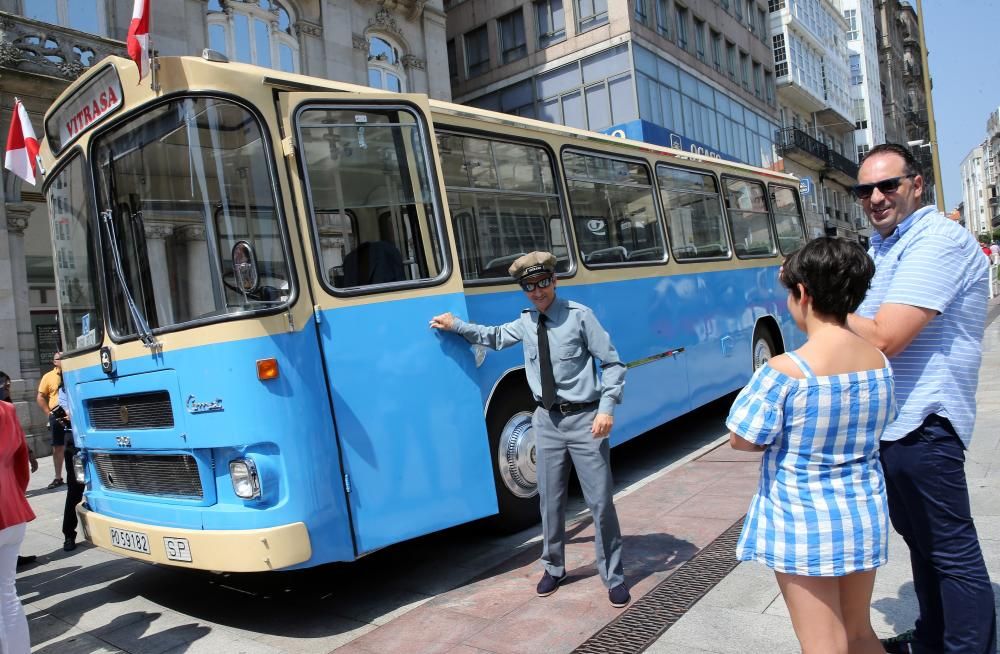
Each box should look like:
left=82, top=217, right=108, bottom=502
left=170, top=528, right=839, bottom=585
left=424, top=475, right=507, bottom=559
left=766, top=353, right=805, bottom=379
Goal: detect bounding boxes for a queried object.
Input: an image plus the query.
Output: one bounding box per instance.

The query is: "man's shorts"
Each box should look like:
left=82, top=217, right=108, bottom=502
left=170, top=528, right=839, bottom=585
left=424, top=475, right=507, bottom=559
left=49, top=416, right=66, bottom=447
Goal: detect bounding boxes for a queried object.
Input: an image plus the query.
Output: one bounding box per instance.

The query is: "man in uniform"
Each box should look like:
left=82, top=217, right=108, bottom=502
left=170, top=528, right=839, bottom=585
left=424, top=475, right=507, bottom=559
left=36, top=352, right=65, bottom=489
left=430, top=252, right=630, bottom=607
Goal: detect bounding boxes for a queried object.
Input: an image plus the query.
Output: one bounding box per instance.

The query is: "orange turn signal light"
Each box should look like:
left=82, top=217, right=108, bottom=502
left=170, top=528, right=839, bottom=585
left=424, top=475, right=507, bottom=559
left=256, top=358, right=279, bottom=381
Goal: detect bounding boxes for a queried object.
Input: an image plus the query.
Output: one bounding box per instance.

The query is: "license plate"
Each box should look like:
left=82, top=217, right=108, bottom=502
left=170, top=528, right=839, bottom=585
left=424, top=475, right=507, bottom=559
left=163, top=537, right=192, bottom=562
left=109, top=527, right=150, bottom=554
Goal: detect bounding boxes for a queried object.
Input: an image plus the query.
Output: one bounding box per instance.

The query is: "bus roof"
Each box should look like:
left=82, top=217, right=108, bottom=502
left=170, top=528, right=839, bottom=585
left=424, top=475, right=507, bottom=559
left=44, top=54, right=798, bottom=184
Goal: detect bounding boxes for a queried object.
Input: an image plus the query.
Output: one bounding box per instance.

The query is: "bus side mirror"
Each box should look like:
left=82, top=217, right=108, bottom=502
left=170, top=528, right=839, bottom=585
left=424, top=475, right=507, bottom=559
left=232, top=240, right=260, bottom=294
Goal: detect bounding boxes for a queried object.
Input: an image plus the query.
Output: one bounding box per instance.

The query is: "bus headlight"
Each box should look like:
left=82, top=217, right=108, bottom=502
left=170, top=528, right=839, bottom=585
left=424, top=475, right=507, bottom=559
left=229, top=458, right=261, bottom=500
left=72, top=453, right=86, bottom=484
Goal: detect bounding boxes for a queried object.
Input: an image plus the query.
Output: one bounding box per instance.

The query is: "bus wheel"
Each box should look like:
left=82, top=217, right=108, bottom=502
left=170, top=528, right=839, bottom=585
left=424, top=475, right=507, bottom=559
left=752, top=328, right=776, bottom=370
left=486, top=389, right=540, bottom=531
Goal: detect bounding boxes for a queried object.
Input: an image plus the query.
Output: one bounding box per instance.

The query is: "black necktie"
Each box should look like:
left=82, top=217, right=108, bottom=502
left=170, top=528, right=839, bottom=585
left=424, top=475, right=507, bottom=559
left=537, top=314, right=556, bottom=410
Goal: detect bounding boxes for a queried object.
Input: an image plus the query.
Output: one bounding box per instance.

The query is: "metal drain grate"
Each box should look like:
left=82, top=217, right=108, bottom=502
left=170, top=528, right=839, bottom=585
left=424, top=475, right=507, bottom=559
left=572, top=516, right=745, bottom=654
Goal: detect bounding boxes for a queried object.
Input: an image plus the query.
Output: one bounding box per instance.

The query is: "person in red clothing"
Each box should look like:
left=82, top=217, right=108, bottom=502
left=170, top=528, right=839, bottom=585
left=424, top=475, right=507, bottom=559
left=0, top=400, right=36, bottom=653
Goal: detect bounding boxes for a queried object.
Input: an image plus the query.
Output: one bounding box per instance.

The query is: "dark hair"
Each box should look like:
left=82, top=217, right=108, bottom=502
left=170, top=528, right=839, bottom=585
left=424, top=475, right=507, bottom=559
left=861, top=143, right=922, bottom=177
left=780, top=237, right=875, bottom=323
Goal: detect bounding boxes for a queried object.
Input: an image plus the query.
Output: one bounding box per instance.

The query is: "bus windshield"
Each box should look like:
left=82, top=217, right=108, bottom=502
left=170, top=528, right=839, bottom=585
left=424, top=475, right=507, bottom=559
left=91, top=97, right=290, bottom=341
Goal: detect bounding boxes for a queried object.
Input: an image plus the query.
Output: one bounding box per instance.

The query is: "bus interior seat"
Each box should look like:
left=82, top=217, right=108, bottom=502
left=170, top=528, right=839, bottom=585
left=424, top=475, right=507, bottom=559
left=585, top=246, right=628, bottom=264
left=341, top=240, right=405, bottom=287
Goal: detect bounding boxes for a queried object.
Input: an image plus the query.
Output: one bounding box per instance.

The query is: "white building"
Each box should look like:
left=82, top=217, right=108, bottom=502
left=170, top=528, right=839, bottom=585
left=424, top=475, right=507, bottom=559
left=841, top=0, right=884, bottom=163
left=960, top=142, right=991, bottom=239
left=769, top=0, right=865, bottom=241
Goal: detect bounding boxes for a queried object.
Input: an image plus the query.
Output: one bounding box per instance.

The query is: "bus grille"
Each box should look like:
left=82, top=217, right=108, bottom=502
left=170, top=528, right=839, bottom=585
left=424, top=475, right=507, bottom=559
left=87, top=392, right=174, bottom=430
left=92, top=454, right=203, bottom=498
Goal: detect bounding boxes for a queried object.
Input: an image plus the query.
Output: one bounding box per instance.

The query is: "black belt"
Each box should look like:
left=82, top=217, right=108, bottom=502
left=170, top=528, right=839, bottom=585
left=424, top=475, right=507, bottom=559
left=538, top=400, right=599, bottom=416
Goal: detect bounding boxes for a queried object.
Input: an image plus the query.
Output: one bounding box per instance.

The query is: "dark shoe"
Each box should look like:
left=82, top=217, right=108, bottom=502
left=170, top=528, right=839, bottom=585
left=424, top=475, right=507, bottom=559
left=881, top=629, right=916, bottom=654
left=46, top=478, right=64, bottom=489
left=608, top=583, right=631, bottom=608
left=535, top=571, right=566, bottom=597
left=63, top=537, right=76, bottom=552
left=15, top=555, right=36, bottom=569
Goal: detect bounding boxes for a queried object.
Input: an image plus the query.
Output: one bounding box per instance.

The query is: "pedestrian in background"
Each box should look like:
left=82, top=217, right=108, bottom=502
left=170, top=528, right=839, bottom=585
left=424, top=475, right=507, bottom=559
left=0, top=396, right=36, bottom=653
left=849, top=143, right=993, bottom=654
left=429, top=251, right=630, bottom=607
left=2, top=371, right=39, bottom=572
left=35, top=352, right=65, bottom=489
left=729, top=237, right=894, bottom=654
left=57, top=380, right=83, bottom=553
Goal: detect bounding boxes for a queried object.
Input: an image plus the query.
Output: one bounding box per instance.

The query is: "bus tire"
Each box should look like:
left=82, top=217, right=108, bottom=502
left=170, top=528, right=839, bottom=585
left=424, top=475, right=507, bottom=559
left=752, top=326, right=777, bottom=370
left=485, top=386, right=541, bottom=532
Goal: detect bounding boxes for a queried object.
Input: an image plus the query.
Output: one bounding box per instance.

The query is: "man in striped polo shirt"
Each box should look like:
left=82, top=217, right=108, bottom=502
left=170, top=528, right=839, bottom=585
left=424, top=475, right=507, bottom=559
left=848, top=143, right=993, bottom=654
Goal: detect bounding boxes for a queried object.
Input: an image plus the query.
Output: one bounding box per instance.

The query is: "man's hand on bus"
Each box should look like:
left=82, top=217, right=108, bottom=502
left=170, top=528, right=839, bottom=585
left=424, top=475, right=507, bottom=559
left=429, top=313, right=456, bottom=331
left=592, top=413, right=613, bottom=439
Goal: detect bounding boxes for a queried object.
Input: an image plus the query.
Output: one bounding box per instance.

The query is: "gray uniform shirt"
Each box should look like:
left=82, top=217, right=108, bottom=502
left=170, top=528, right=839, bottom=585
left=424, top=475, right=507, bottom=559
left=452, top=296, right=626, bottom=416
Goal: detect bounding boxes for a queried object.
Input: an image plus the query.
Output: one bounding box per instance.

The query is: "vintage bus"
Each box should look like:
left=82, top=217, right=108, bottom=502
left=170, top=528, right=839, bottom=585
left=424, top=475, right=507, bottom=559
left=40, top=53, right=806, bottom=572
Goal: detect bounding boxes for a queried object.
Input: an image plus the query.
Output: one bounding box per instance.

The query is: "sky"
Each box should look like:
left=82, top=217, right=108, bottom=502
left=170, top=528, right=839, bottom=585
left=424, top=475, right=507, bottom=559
left=921, top=0, right=1000, bottom=212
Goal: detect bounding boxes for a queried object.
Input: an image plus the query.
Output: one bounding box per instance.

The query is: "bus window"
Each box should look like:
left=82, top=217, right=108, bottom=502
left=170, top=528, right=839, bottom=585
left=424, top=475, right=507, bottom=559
left=46, top=155, right=102, bottom=352
left=437, top=132, right=567, bottom=280
left=723, top=177, right=777, bottom=258
left=297, top=106, right=444, bottom=290
left=562, top=150, right=666, bottom=266
left=770, top=184, right=807, bottom=254
left=91, top=97, right=291, bottom=340
left=656, top=164, right=731, bottom=261
left=316, top=211, right=357, bottom=285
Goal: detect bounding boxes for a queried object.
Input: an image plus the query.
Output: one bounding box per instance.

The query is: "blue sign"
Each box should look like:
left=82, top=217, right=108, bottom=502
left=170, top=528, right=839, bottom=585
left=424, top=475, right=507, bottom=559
left=799, top=176, right=813, bottom=196
left=602, top=120, right=741, bottom=163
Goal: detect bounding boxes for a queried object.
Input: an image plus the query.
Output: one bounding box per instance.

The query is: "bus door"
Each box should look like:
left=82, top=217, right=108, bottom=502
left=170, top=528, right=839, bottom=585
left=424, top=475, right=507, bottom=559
left=278, top=92, right=498, bottom=555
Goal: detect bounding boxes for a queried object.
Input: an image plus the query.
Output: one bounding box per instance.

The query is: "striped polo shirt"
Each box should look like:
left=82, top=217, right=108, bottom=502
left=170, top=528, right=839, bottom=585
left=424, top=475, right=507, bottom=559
left=856, top=205, right=989, bottom=446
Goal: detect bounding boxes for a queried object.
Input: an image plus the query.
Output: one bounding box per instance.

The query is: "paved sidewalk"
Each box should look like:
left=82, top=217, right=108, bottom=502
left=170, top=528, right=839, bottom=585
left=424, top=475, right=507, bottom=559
left=649, top=299, right=1000, bottom=653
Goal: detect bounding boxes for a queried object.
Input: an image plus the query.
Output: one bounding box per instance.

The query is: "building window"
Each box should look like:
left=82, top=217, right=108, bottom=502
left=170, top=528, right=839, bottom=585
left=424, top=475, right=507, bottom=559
left=635, top=0, right=650, bottom=24
left=757, top=8, right=767, bottom=38
left=693, top=18, right=706, bottom=61
left=577, top=0, right=609, bottom=32
left=726, top=41, right=737, bottom=81
left=772, top=33, right=788, bottom=77
left=849, top=53, right=862, bottom=85
left=656, top=0, right=672, bottom=39
left=447, top=39, right=458, bottom=79
left=207, top=0, right=298, bottom=72
left=744, top=0, right=754, bottom=26
left=499, top=9, right=527, bottom=64
left=740, top=51, right=750, bottom=91
left=27, top=0, right=108, bottom=35
left=768, top=0, right=784, bottom=10
left=675, top=4, right=689, bottom=50
left=753, top=61, right=763, bottom=98
left=735, top=0, right=743, bottom=22
left=368, top=36, right=406, bottom=91
left=765, top=71, right=775, bottom=104
left=853, top=98, right=868, bottom=129
left=844, top=9, right=858, bottom=40
left=711, top=30, right=723, bottom=71
left=465, top=25, right=490, bottom=78
left=536, top=0, right=566, bottom=48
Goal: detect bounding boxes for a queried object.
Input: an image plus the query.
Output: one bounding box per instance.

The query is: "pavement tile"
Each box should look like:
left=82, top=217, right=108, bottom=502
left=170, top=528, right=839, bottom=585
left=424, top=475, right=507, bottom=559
left=665, top=490, right=753, bottom=522
left=346, top=606, right=490, bottom=654
left=653, top=604, right=801, bottom=653
left=461, top=593, right=609, bottom=654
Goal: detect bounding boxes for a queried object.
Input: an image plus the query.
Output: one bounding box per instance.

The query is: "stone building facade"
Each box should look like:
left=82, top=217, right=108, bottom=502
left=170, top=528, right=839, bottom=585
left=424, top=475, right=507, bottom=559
left=0, top=0, right=447, bottom=448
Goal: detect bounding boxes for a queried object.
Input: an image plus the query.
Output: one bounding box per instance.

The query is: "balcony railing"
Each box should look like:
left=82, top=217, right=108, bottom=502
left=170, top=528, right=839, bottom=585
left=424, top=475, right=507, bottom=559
left=775, top=127, right=828, bottom=162
left=0, top=11, right=125, bottom=80
left=827, top=150, right=859, bottom=180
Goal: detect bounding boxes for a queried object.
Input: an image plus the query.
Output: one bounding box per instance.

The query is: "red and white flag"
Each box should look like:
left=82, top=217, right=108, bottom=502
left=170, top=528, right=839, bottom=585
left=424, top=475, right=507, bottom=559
left=4, top=99, right=40, bottom=186
left=127, top=0, right=151, bottom=82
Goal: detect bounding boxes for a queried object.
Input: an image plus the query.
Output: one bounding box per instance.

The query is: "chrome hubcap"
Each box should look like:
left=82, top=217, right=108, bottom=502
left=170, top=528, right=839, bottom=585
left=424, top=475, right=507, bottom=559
left=753, top=337, right=773, bottom=369
left=497, top=411, right=537, bottom=498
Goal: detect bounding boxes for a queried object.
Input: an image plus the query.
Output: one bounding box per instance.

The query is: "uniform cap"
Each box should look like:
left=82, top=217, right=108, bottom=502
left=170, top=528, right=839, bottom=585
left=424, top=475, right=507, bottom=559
left=509, top=251, right=557, bottom=280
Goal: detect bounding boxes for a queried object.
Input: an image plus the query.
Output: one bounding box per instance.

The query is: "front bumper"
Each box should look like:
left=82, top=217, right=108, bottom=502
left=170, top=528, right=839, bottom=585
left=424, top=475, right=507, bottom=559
left=77, top=505, right=312, bottom=572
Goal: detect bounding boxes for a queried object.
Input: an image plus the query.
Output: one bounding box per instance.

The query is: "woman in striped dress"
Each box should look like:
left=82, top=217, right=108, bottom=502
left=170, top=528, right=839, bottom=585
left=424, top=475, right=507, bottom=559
left=728, top=237, right=896, bottom=654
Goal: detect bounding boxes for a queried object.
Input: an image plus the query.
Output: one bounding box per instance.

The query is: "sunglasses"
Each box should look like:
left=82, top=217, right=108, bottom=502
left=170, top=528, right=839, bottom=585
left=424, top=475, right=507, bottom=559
left=851, top=174, right=916, bottom=200
left=520, top=275, right=553, bottom=292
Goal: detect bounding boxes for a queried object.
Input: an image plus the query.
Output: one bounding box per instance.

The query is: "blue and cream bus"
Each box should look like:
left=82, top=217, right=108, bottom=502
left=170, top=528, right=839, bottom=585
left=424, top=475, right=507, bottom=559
left=40, top=54, right=806, bottom=571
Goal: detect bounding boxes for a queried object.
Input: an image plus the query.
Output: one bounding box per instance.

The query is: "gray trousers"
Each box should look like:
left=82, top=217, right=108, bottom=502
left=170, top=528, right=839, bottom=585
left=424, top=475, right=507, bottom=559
left=534, top=406, right=624, bottom=588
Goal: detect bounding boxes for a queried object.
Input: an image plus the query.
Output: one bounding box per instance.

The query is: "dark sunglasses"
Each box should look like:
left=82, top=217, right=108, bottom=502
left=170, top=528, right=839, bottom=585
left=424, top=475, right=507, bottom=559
left=851, top=174, right=916, bottom=200
left=520, top=275, right=553, bottom=292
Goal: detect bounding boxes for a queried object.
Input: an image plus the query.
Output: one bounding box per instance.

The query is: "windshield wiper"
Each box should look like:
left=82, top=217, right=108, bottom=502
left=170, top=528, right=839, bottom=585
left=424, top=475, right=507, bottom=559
left=100, top=208, right=159, bottom=349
